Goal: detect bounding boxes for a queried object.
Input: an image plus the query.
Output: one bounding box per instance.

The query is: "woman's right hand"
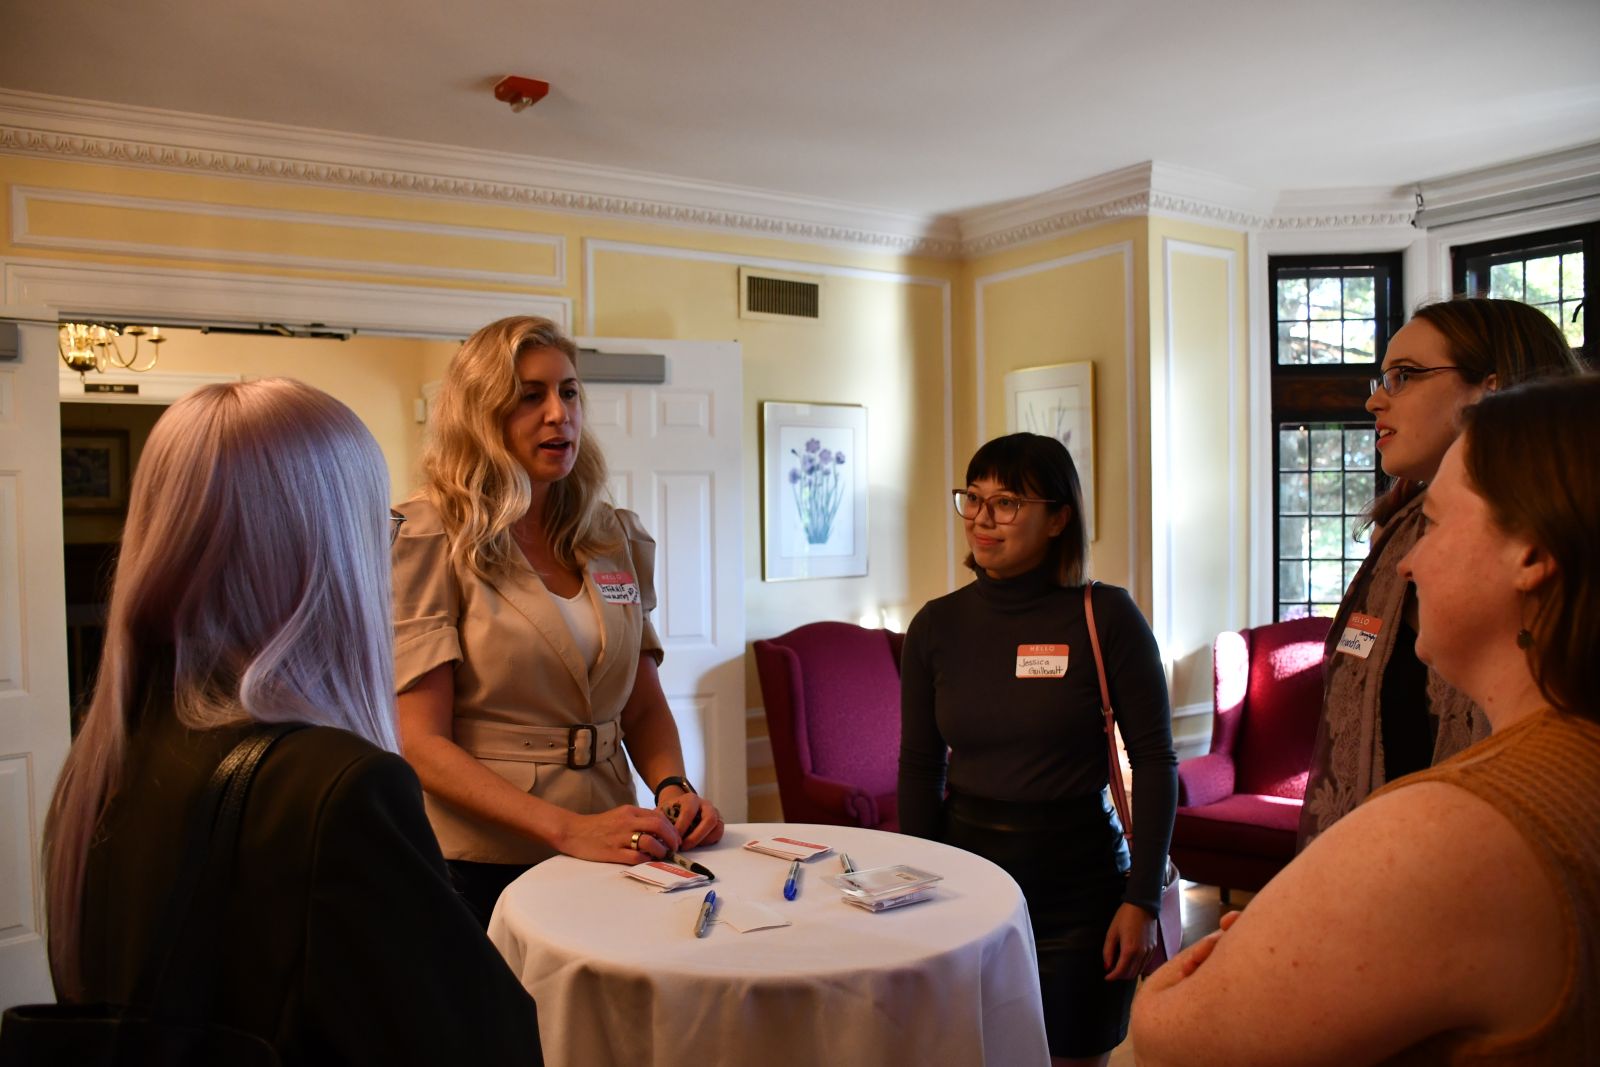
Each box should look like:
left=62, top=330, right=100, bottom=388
left=558, top=804, right=681, bottom=865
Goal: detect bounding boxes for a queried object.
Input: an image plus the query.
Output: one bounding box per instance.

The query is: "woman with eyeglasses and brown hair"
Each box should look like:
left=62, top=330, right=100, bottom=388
left=1133, top=374, right=1600, bottom=1066
left=1299, top=297, right=1582, bottom=848
left=899, top=432, right=1177, bottom=1067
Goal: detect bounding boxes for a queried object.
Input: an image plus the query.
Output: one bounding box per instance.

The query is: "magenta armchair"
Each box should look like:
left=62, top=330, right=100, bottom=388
left=753, top=622, right=904, bottom=830
left=1169, top=616, right=1331, bottom=898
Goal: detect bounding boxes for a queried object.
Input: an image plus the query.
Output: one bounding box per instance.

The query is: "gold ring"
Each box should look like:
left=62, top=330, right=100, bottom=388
left=629, top=830, right=642, bottom=850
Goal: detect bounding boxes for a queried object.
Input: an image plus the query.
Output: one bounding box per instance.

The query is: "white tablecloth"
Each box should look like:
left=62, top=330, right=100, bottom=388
left=488, top=822, right=1049, bottom=1067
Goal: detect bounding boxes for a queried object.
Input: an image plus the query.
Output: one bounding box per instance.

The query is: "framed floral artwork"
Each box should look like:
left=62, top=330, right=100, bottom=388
left=760, top=401, right=868, bottom=581
left=1004, top=362, right=1096, bottom=540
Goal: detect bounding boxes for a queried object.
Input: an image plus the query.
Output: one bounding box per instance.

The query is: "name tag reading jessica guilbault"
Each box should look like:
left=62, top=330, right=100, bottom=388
left=1016, top=644, right=1069, bottom=678
left=595, top=572, right=640, bottom=604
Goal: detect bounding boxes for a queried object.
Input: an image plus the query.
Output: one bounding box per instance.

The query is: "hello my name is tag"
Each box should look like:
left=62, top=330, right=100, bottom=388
left=1336, top=612, right=1383, bottom=658
left=1016, top=643, right=1069, bottom=678
left=594, top=571, right=640, bottom=604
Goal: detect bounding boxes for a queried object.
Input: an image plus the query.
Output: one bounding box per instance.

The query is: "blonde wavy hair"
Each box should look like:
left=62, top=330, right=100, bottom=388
left=421, top=315, right=618, bottom=580
left=45, top=378, right=397, bottom=998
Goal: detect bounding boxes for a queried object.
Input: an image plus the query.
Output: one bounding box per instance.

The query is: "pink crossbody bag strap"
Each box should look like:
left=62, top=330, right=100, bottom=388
left=1084, top=582, right=1134, bottom=843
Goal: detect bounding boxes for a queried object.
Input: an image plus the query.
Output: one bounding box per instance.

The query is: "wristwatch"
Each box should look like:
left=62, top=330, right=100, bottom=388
left=652, top=775, right=696, bottom=805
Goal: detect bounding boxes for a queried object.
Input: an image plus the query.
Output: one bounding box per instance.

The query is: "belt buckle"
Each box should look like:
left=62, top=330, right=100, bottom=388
left=566, top=723, right=598, bottom=769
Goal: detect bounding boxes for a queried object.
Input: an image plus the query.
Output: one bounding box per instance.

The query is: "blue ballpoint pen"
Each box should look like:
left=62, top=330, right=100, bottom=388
left=783, top=859, right=800, bottom=901
left=694, top=890, right=716, bottom=938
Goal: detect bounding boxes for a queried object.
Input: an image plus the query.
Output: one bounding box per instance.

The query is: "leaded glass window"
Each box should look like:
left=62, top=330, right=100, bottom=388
left=1276, top=423, right=1378, bottom=621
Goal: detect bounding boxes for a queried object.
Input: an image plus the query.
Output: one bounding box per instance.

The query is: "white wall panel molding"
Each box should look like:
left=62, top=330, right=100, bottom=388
left=2, top=258, right=569, bottom=339
left=1156, top=239, right=1240, bottom=668
left=584, top=239, right=957, bottom=589
left=11, top=186, right=567, bottom=288
left=0, top=90, right=962, bottom=259
left=0, top=477, right=21, bottom=696
left=972, top=242, right=1139, bottom=602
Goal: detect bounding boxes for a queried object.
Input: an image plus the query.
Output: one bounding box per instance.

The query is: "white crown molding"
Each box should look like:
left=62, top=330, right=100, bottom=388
left=0, top=89, right=963, bottom=259
left=3, top=257, right=569, bottom=339
left=958, top=164, right=1156, bottom=255
left=11, top=185, right=568, bottom=287
left=1263, top=186, right=1417, bottom=231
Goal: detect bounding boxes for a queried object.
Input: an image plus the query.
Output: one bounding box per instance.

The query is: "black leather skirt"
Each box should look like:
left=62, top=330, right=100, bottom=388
left=943, top=789, right=1136, bottom=1058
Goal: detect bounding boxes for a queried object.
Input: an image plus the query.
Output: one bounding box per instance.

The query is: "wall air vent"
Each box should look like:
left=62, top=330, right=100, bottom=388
left=739, top=267, right=822, bottom=322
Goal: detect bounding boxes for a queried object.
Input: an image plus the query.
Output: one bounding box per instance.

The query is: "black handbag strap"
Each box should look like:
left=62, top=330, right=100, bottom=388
left=131, top=723, right=304, bottom=1020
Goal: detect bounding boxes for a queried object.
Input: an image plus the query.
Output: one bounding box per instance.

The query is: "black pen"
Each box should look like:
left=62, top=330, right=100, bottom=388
left=670, top=852, right=716, bottom=881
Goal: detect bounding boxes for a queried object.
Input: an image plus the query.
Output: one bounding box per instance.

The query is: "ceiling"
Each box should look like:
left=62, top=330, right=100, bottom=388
left=4, top=0, right=1599, bottom=218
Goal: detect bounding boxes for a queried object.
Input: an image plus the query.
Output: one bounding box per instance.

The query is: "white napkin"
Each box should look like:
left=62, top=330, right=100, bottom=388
left=715, top=898, right=791, bottom=933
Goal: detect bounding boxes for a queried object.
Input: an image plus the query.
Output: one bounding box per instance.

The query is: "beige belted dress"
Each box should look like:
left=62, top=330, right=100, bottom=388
left=391, top=496, right=663, bottom=865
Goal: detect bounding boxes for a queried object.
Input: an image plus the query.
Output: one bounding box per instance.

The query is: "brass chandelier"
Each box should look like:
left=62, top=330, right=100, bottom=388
left=58, top=322, right=167, bottom=375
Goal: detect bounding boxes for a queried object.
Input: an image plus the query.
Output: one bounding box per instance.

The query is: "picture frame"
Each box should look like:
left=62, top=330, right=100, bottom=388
left=1003, top=362, right=1096, bottom=540
left=761, top=401, right=868, bottom=581
left=61, top=430, right=130, bottom=512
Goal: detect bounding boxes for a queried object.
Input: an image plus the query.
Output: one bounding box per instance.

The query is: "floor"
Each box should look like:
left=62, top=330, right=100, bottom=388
left=1106, top=882, right=1255, bottom=1066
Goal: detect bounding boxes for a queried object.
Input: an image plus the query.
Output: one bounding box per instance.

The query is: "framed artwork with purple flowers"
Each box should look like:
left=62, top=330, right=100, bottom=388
left=760, top=401, right=868, bottom=580
left=1004, top=362, right=1096, bottom=540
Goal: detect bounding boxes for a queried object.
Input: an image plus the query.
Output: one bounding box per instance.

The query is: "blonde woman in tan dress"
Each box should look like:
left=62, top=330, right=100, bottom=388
left=393, top=316, right=723, bottom=924
left=1132, top=376, right=1600, bottom=1066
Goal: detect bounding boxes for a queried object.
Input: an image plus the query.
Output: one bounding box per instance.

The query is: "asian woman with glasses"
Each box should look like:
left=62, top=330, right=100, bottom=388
left=900, top=432, right=1177, bottom=1067
left=1299, top=297, right=1582, bottom=848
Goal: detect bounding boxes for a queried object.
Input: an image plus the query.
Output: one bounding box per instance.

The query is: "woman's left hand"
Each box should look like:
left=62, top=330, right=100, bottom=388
left=659, top=788, right=726, bottom=848
left=1102, top=900, right=1159, bottom=980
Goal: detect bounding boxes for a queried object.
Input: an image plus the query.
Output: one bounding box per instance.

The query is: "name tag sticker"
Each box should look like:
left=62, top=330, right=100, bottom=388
left=595, top=571, right=641, bottom=604
left=1336, top=612, right=1383, bottom=659
left=1016, top=643, right=1069, bottom=678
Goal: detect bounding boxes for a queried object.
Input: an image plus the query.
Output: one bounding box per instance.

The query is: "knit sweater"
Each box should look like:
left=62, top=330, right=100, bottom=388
left=898, top=566, right=1177, bottom=910
left=1371, top=708, right=1600, bottom=1066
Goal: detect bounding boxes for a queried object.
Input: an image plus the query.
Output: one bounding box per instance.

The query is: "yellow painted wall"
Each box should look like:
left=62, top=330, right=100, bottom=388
left=586, top=245, right=955, bottom=709
left=5, top=153, right=959, bottom=822
left=960, top=220, right=1151, bottom=607
left=144, top=331, right=458, bottom=504
left=14, top=147, right=1257, bottom=795
left=1148, top=218, right=1250, bottom=709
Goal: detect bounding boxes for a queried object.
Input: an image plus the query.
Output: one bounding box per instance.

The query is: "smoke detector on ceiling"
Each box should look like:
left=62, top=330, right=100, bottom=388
left=494, top=75, right=549, bottom=113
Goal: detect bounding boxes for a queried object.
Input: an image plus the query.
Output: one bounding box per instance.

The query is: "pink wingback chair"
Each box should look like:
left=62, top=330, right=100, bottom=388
left=1169, top=616, right=1331, bottom=899
left=753, top=622, right=904, bottom=831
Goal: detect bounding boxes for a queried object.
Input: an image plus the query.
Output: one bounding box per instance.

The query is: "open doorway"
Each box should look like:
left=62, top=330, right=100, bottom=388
left=58, top=326, right=460, bottom=732
left=61, top=401, right=163, bottom=729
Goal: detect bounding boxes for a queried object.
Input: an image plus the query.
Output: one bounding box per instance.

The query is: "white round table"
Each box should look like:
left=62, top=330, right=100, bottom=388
left=488, top=822, right=1049, bottom=1067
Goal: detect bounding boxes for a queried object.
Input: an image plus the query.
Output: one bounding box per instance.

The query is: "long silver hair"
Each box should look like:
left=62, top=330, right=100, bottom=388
left=44, top=377, right=397, bottom=996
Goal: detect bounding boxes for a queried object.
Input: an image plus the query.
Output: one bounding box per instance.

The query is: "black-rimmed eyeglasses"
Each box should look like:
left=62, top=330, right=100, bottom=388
left=951, top=489, right=1056, bottom=525
left=389, top=510, right=406, bottom=545
left=1369, top=365, right=1467, bottom=397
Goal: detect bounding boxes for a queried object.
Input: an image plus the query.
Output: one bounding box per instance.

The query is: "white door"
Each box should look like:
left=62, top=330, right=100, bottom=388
left=577, top=338, right=747, bottom=820
left=0, top=309, right=72, bottom=1008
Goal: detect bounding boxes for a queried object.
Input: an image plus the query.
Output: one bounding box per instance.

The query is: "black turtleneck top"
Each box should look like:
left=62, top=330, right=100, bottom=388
left=898, top=565, right=1177, bottom=911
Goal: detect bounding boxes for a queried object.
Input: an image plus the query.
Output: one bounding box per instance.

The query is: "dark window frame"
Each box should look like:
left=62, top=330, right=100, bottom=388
left=1451, top=220, right=1595, bottom=367
left=1268, top=252, right=1402, bottom=618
